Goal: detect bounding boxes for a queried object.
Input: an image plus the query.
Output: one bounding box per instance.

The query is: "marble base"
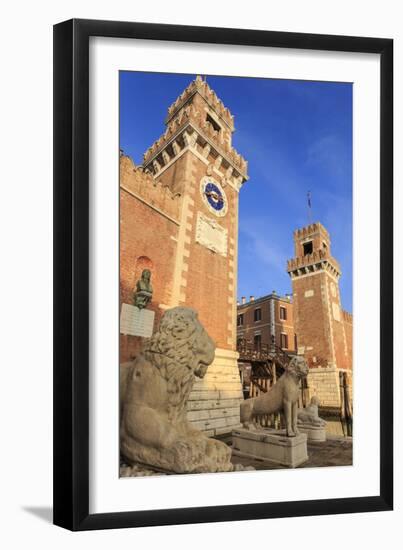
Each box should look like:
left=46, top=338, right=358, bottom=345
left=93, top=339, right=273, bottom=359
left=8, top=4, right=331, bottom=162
left=232, top=428, right=308, bottom=468
left=298, top=423, right=327, bottom=442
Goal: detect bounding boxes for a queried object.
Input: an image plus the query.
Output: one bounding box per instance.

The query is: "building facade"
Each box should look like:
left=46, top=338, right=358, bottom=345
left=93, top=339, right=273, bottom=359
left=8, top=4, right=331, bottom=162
left=287, top=222, right=353, bottom=408
left=120, top=75, right=248, bottom=436
left=236, top=293, right=296, bottom=353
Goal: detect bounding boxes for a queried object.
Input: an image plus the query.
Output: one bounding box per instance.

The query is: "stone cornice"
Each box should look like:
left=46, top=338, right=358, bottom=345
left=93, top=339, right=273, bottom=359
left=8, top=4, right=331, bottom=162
left=287, top=249, right=341, bottom=276
left=287, top=259, right=341, bottom=282
left=142, top=121, right=248, bottom=184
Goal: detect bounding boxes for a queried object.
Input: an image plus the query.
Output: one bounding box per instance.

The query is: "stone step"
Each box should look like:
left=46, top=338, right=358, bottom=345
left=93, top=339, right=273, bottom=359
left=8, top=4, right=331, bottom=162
left=187, top=407, right=239, bottom=422
left=192, top=380, right=242, bottom=391
left=190, top=415, right=240, bottom=432
left=188, top=389, right=243, bottom=401
left=186, top=398, right=242, bottom=411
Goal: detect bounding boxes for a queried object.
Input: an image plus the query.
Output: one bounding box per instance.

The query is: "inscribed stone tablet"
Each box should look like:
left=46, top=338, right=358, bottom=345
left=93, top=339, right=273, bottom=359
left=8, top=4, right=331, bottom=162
left=195, top=212, right=228, bottom=256
left=120, top=304, right=155, bottom=337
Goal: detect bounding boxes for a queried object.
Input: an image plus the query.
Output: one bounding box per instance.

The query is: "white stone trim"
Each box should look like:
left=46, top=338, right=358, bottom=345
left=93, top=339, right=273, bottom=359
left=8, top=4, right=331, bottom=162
left=270, top=298, right=275, bottom=342
left=324, top=275, right=337, bottom=365
left=170, top=155, right=194, bottom=306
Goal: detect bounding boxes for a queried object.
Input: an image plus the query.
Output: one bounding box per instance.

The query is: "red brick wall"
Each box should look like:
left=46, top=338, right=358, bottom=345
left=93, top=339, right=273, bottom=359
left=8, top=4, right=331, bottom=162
left=177, top=153, right=237, bottom=350
left=292, top=271, right=353, bottom=371
left=292, top=272, right=332, bottom=367
left=120, top=149, right=240, bottom=359
left=120, top=155, right=180, bottom=220
left=119, top=189, right=178, bottom=362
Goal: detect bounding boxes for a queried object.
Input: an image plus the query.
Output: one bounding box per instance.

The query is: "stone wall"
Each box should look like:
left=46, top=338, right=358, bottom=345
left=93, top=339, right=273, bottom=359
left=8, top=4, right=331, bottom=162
left=187, top=348, right=242, bottom=435
left=307, top=366, right=341, bottom=408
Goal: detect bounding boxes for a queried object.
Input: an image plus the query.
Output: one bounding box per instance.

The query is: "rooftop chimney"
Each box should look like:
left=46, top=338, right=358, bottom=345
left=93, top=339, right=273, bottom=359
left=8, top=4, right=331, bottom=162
left=241, top=296, right=246, bottom=304
left=250, top=295, right=255, bottom=302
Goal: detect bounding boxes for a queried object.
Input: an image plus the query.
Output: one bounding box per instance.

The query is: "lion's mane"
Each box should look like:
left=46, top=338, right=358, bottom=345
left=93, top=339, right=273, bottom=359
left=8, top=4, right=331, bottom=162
left=143, top=307, right=208, bottom=420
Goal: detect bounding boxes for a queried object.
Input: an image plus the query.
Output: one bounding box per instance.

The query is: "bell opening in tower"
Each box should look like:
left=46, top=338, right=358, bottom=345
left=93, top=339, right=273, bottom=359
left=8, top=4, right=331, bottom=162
left=206, top=113, right=221, bottom=132
left=303, top=241, right=313, bottom=255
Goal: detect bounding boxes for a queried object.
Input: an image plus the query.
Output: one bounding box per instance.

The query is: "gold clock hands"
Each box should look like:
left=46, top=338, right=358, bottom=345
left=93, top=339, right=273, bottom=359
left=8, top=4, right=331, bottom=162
left=205, top=191, right=223, bottom=203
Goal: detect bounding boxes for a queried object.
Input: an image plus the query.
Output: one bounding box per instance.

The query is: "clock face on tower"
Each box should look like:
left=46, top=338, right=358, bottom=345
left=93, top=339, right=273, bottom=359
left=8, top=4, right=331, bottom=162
left=200, top=177, right=228, bottom=217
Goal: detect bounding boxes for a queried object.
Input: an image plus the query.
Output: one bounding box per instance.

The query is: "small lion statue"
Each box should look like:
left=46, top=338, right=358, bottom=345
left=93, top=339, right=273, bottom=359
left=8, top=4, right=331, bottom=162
left=240, top=356, right=309, bottom=437
left=298, top=396, right=326, bottom=427
left=120, top=307, right=233, bottom=474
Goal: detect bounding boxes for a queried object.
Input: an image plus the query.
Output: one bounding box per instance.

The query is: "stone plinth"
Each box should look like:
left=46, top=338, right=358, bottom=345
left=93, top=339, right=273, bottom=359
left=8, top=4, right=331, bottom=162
left=232, top=428, right=308, bottom=468
left=298, top=423, right=326, bottom=442
left=187, top=348, right=243, bottom=436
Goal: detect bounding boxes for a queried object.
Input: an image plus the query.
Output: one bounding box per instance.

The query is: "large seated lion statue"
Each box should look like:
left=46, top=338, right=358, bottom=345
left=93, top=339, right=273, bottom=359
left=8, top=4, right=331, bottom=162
left=120, top=307, right=233, bottom=474
left=240, top=355, right=309, bottom=437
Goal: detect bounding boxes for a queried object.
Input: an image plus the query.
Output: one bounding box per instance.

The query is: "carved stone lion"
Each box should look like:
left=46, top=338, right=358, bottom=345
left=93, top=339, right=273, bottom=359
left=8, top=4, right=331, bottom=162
left=240, top=356, right=309, bottom=437
left=120, top=307, right=233, bottom=474
left=298, top=396, right=326, bottom=427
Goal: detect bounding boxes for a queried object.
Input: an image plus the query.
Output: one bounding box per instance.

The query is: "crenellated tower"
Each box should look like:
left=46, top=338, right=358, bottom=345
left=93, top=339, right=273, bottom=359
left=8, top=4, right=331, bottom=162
left=287, top=222, right=352, bottom=409
left=120, top=75, right=249, bottom=435
left=142, top=75, right=248, bottom=189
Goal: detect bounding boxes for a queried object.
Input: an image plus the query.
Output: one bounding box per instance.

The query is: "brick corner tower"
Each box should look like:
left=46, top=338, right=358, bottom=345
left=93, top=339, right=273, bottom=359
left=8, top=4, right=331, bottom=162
left=287, top=222, right=352, bottom=409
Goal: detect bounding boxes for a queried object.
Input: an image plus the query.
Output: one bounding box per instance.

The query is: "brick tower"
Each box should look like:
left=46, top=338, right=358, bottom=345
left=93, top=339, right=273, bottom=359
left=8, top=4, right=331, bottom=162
left=287, top=222, right=352, bottom=408
left=120, top=75, right=249, bottom=435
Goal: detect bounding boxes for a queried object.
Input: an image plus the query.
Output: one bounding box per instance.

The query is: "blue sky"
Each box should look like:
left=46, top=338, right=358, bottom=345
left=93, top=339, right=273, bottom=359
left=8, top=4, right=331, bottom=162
left=120, top=72, right=353, bottom=313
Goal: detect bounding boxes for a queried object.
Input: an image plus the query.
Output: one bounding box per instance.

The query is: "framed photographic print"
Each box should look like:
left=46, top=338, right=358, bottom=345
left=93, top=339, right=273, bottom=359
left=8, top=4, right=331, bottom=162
left=53, top=19, right=393, bottom=531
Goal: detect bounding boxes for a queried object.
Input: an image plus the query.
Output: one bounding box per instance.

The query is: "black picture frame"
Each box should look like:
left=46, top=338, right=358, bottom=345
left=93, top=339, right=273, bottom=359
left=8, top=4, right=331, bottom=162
left=53, top=18, right=393, bottom=531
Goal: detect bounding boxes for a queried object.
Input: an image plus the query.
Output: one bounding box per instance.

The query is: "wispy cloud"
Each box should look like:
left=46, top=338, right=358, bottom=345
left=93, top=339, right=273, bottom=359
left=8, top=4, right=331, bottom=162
left=235, top=129, right=310, bottom=211
left=240, top=221, right=287, bottom=273
left=305, top=134, right=351, bottom=181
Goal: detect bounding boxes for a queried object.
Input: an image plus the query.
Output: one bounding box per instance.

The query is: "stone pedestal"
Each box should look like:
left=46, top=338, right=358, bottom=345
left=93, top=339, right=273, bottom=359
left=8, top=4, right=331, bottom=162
left=232, top=428, right=308, bottom=468
left=298, top=423, right=326, bottom=442
left=187, top=348, right=243, bottom=436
